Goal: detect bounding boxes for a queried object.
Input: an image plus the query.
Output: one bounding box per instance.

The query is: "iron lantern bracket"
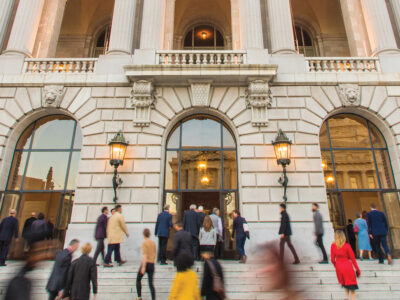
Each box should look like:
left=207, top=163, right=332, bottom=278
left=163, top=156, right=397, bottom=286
left=277, top=159, right=290, bottom=202
left=110, top=160, right=123, bottom=203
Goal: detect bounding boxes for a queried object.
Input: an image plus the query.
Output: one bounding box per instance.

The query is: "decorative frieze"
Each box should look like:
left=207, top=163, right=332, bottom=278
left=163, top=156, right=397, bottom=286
left=245, top=80, right=273, bottom=127
left=130, top=80, right=156, bottom=127
left=42, top=85, right=65, bottom=107
left=337, top=84, right=360, bottom=106
left=190, top=81, right=212, bottom=107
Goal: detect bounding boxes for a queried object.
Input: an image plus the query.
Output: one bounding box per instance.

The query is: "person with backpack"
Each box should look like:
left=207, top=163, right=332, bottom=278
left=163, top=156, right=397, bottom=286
left=201, top=250, right=225, bottom=300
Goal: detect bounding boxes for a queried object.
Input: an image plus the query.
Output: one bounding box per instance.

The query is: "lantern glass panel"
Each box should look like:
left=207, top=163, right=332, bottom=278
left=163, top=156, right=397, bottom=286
left=274, top=142, right=291, bottom=161
left=110, top=143, right=127, bottom=162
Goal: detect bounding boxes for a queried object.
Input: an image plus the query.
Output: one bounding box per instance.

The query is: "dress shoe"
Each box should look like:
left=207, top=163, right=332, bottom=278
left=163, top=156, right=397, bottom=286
left=0, top=263, right=7, bottom=267
left=104, top=264, right=113, bottom=267
left=319, top=260, right=329, bottom=264
left=388, top=255, right=393, bottom=265
left=293, top=260, right=300, bottom=265
left=119, top=260, right=127, bottom=266
left=160, top=262, right=168, bottom=265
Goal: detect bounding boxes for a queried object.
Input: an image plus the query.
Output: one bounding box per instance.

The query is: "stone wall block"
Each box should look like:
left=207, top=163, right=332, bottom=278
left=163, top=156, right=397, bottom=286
left=133, top=159, right=161, bottom=173
left=268, top=159, right=295, bottom=172
left=360, top=86, right=375, bottom=108
left=80, top=110, right=101, bottom=128
left=309, top=173, right=325, bottom=186
left=75, top=98, right=97, bottom=120
left=78, top=159, right=106, bottom=173
left=120, top=174, right=145, bottom=188
left=385, top=109, right=400, bottom=126
left=87, top=205, right=104, bottom=222
left=270, top=86, right=287, bottom=97
left=218, top=88, right=239, bottom=113
left=69, top=88, right=91, bottom=113
left=115, top=87, right=132, bottom=98
left=240, top=159, right=267, bottom=172
left=97, top=98, right=126, bottom=109
left=241, top=204, right=259, bottom=221
left=154, top=98, right=175, bottom=120
left=76, top=174, right=92, bottom=188
left=239, top=146, right=255, bottom=158
left=305, top=97, right=327, bottom=119
left=256, top=174, right=281, bottom=187
left=91, top=87, right=115, bottom=98
left=321, top=86, right=342, bottom=108
left=150, top=110, right=169, bottom=127
left=270, top=187, right=298, bottom=202
left=147, top=146, right=162, bottom=158
left=82, top=133, right=107, bottom=146
left=27, top=88, right=42, bottom=109
left=378, top=97, right=398, bottom=119
left=239, top=133, right=264, bottom=145
left=0, top=110, right=16, bottom=127
left=113, top=110, right=133, bottom=121
left=277, top=120, right=296, bottom=132
left=237, top=123, right=259, bottom=136
left=145, top=174, right=160, bottom=187
left=227, top=98, right=247, bottom=120
left=15, top=88, right=32, bottom=114
left=300, top=109, right=323, bottom=126
left=70, top=205, right=87, bottom=223
left=306, top=145, right=323, bottom=158
left=74, top=188, right=103, bottom=204
left=91, top=174, right=114, bottom=188
left=104, top=121, right=124, bottom=133
left=0, top=88, right=16, bottom=98
left=131, top=188, right=159, bottom=203
left=162, top=88, right=183, bottom=113
left=105, top=159, right=134, bottom=173
left=142, top=205, right=159, bottom=222
left=287, top=86, right=311, bottom=97
left=100, top=110, right=113, bottom=121
left=295, top=158, right=323, bottom=172
left=275, top=97, right=305, bottom=108
left=125, top=146, right=146, bottom=159
left=83, top=122, right=105, bottom=136
left=241, top=188, right=270, bottom=202
left=0, top=124, right=9, bottom=136
left=291, top=145, right=307, bottom=158
left=242, top=173, right=257, bottom=186
left=209, top=87, right=227, bottom=109
left=297, top=120, right=320, bottom=135
left=254, top=145, right=274, bottom=158
left=295, top=132, right=319, bottom=145
left=232, top=109, right=252, bottom=127
left=137, top=133, right=162, bottom=145
left=369, top=86, right=387, bottom=113
left=268, top=109, right=289, bottom=120
left=258, top=204, right=281, bottom=221
left=387, top=86, right=400, bottom=97
left=123, top=205, right=143, bottom=222
left=60, top=87, right=81, bottom=109
left=174, top=87, right=191, bottom=109
left=298, top=187, right=327, bottom=203
left=103, top=188, right=131, bottom=203
left=142, top=124, right=164, bottom=136
left=288, top=108, right=301, bottom=120
left=311, top=86, right=334, bottom=112
left=80, top=146, right=95, bottom=159
left=5, top=99, right=24, bottom=120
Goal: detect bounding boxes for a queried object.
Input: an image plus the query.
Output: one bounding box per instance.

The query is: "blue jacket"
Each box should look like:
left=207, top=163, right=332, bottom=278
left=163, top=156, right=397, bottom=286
left=232, top=216, right=247, bottom=239
left=155, top=211, right=173, bottom=238
left=0, top=216, right=19, bottom=242
left=367, top=210, right=388, bottom=236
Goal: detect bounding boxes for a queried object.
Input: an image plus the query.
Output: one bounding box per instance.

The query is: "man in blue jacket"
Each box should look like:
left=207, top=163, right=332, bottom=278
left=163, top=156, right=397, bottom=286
left=93, top=206, right=109, bottom=265
left=0, top=209, right=19, bottom=266
left=367, top=203, right=392, bottom=264
left=155, top=204, right=173, bottom=265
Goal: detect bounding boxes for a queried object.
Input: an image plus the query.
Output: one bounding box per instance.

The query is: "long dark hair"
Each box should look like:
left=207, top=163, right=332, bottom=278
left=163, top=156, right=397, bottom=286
left=203, top=215, right=213, bottom=232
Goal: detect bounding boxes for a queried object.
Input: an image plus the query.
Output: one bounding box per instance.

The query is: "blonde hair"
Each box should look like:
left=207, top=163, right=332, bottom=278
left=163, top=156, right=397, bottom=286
left=81, top=243, right=92, bottom=255
left=203, top=215, right=213, bottom=232
left=334, top=230, right=346, bottom=249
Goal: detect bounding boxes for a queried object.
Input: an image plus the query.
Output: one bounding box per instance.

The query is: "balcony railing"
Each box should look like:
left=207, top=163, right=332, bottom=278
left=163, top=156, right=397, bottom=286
left=156, top=50, right=247, bottom=65
left=24, top=58, right=98, bottom=73
left=306, top=57, right=380, bottom=72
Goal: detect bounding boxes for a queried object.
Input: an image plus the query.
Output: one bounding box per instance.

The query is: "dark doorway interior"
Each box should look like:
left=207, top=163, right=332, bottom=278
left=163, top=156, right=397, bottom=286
left=181, top=191, right=220, bottom=218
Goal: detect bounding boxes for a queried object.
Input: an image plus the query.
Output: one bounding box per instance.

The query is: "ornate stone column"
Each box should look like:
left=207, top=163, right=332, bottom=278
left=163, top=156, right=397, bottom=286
left=140, top=0, right=165, bottom=49
left=389, top=0, right=400, bottom=37
left=163, top=0, right=175, bottom=50
left=238, top=0, right=264, bottom=49
left=0, top=0, right=15, bottom=52
left=267, top=0, right=296, bottom=53
left=108, top=0, right=137, bottom=54
left=360, top=0, right=399, bottom=54
left=4, top=0, right=45, bottom=56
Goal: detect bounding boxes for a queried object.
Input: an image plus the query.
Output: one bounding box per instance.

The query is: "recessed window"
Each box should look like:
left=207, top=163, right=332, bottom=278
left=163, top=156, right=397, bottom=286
left=93, top=25, right=111, bottom=57
left=184, top=25, right=224, bottom=50
left=294, top=25, right=316, bottom=57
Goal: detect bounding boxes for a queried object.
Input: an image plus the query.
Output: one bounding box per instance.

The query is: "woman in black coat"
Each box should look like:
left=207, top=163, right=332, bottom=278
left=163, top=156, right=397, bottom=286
left=201, top=251, right=225, bottom=300
left=63, top=243, right=97, bottom=300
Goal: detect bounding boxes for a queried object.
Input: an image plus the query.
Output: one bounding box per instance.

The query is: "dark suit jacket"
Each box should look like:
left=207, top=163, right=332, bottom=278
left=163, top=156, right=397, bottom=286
left=201, top=258, right=224, bottom=300
left=5, top=268, right=31, bottom=300
left=232, top=216, right=246, bottom=238
left=0, top=216, right=19, bottom=242
left=279, top=211, right=292, bottom=236
left=183, top=209, right=200, bottom=237
left=46, top=248, right=72, bottom=293
left=63, top=254, right=97, bottom=300
left=155, top=211, right=173, bottom=237
left=197, top=212, right=206, bottom=227
left=367, top=210, right=389, bottom=236
left=95, top=213, right=108, bottom=239
left=173, top=229, right=193, bottom=258
left=22, top=217, right=36, bottom=239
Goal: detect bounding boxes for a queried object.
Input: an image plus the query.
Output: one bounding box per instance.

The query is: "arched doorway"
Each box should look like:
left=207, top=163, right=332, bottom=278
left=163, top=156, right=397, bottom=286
left=320, top=114, right=400, bottom=256
left=0, top=115, right=82, bottom=258
left=164, top=115, right=238, bottom=258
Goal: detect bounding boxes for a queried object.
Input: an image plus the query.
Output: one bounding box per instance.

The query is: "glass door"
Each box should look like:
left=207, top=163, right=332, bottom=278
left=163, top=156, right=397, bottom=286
left=221, top=191, right=237, bottom=259
left=327, top=191, right=346, bottom=230
left=381, top=192, right=400, bottom=256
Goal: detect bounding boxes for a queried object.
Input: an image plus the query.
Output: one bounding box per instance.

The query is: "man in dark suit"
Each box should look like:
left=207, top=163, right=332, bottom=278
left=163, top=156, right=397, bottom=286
left=93, top=206, right=108, bottom=265
left=46, top=239, right=80, bottom=300
left=345, top=219, right=357, bottom=255
left=0, top=209, right=19, bottom=266
left=183, top=204, right=201, bottom=260
left=367, top=203, right=392, bottom=264
left=155, top=204, right=173, bottom=265
left=173, top=222, right=192, bottom=265
left=231, top=209, right=247, bottom=263
left=197, top=206, right=206, bottom=227
left=279, top=203, right=300, bottom=264
left=22, top=212, right=36, bottom=249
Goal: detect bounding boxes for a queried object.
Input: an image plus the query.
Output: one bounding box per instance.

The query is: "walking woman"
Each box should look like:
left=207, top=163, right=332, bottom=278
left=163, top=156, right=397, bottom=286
left=331, top=230, right=361, bottom=300
left=168, top=251, right=201, bottom=300
left=354, top=213, right=373, bottom=260
left=201, top=250, right=225, bottom=300
left=200, top=216, right=217, bottom=255
left=136, top=228, right=156, bottom=300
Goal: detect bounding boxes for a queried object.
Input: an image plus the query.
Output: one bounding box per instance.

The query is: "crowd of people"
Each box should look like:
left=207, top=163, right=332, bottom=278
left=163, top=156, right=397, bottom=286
left=0, top=201, right=394, bottom=300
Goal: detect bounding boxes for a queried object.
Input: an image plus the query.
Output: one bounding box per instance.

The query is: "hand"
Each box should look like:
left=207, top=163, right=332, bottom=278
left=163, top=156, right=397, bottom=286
left=231, top=238, right=234, bottom=242
left=356, top=270, right=361, bottom=277
left=140, top=266, right=145, bottom=275
left=126, top=233, right=130, bottom=238
left=93, top=295, right=97, bottom=300
left=57, top=291, right=64, bottom=300
left=281, top=234, right=285, bottom=239
left=369, top=234, right=373, bottom=239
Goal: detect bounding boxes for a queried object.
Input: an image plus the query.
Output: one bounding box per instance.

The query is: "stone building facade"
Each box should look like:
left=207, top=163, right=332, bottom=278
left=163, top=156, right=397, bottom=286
left=1, top=0, right=400, bottom=260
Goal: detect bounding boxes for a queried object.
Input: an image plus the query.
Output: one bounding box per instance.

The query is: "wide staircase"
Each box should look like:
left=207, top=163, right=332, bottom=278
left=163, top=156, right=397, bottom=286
left=0, top=260, right=399, bottom=299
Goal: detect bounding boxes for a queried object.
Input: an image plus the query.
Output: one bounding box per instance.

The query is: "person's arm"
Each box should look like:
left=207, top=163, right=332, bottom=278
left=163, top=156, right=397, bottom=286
left=141, top=243, right=147, bottom=275
left=201, top=261, right=209, bottom=296
left=218, top=218, right=223, bottom=236
left=155, top=215, right=160, bottom=237
left=120, top=215, right=129, bottom=237
left=367, top=214, right=372, bottom=236
left=91, top=260, right=98, bottom=295
left=347, top=244, right=360, bottom=276
left=199, top=229, right=203, bottom=243
left=382, top=213, right=389, bottom=232
left=231, top=219, right=236, bottom=239
left=14, top=220, right=19, bottom=238
left=169, top=214, right=173, bottom=229
left=173, top=234, right=179, bottom=258
left=280, top=214, right=288, bottom=237
left=62, top=261, right=74, bottom=298
left=168, top=273, right=181, bottom=300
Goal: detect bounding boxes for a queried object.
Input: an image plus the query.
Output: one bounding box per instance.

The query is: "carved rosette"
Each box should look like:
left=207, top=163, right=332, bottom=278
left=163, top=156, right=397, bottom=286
left=42, top=85, right=65, bottom=108
left=245, top=80, right=273, bottom=127
left=130, top=80, right=156, bottom=127
left=337, top=84, right=361, bottom=106
left=190, top=82, right=211, bottom=107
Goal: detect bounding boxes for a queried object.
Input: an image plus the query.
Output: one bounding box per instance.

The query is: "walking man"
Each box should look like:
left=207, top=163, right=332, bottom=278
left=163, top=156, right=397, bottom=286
left=209, top=208, right=223, bottom=259
left=345, top=219, right=357, bottom=255
left=231, top=210, right=247, bottom=263
left=104, top=205, right=129, bottom=267
left=136, top=228, right=156, bottom=300
left=312, top=203, right=328, bottom=263
left=0, top=209, right=19, bottom=266
left=367, top=203, right=392, bottom=264
left=46, top=239, right=80, bottom=300
left=279, top=203, right=300, bottom=264
left=93, top=206, right=108, bottom=265
left=22, top=212, right=36, bottom=250
left=155, top=204, right=173, bottom=265
left=183, top=204, right=201, bottom=260
left=197, top=206, right=206, bottom=227
left=173, top=222, right=193, bottom=264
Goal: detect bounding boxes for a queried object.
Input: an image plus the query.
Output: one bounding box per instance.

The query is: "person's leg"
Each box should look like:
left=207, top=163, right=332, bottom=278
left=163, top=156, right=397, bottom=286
left=192, top=236, right=199, bottom=260
left=147, top=263, right=156, bottom=300
left=350, top=290, right=357, bottom=300
left=286, top=236, right=300, bottom=263
left=160, top=237, right=168, bottom=263
left=379, top=235, right=392, bottom=263
left=157, top=237, right=162, bottom=262
left=344, top=288, right=349, bottom=300
left=368, top=251, right=372, bottom=259
left=279, top=237, right=286, bottom=261
left=48, top=291, right=58, bottom=300
left=136, top=265, right=144, bottom=298
left=316, top=234, right=328, bottom=261
left=93, top=239, right=103, bottom=264
left=115, top=243, right=122, bottom=263
left=242, top=236, right=246, bottom=257
left=374, top=236, right=384, bottom=263
left=104, top=244, right=114, bottom=264
left=236, top=237, right=244, bottom=259
left=359, top=250, right=364, bottom=259
left=0, top=241, right=9, bottom=265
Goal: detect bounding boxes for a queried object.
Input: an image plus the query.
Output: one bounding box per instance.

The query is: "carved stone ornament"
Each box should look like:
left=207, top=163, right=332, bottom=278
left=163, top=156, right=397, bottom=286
left=337, top=84, right=361, bottom=106
left=42, top=85, right=65, bottom=107
left=130, top=80, right=156, bottom=127
left=245, top=80, right=273, bottom=127
left=190, top=82, right=211, bottom=107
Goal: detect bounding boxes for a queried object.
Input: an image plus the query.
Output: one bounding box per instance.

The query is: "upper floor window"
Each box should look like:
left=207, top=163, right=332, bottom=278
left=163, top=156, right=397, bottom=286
left=92, top=25, right=111, bottom=57
left=184, top=25, right=224, bottom=50
left=294, top=25, right=316, bottom=57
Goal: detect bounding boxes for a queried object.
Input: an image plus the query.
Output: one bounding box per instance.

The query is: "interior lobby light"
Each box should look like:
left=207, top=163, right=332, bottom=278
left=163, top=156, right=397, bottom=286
left=198, top=162, right=207, bottom=170
left=201, top=32, right=207, bottom=39
left=201, top=175, right=210, bottom=185
left=326, top=176, right=335, bottom=183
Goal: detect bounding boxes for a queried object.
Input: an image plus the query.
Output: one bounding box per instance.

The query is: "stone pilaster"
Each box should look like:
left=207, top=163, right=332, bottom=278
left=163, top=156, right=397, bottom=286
left=108, top=0, right=137, bottom=54
left=360, top=0, right=399, bottom=55
left=389, top=0, right=400, bottom=37
left=140, top=0, right=165, bottom=49
left=4, top=0, right=45, bottom=56
left=163, top=0, right=175, bottom=50
left=0, top=0, right=15, bottom=52
left=238, top=0, right=264, bottom=49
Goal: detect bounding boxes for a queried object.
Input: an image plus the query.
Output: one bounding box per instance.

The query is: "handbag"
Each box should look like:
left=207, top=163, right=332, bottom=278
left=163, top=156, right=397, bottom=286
left=353, top=224, right=359, bottom=233
left=243, top=222, right=250, bottom=239
left=206, top=259, right=226, bottom=299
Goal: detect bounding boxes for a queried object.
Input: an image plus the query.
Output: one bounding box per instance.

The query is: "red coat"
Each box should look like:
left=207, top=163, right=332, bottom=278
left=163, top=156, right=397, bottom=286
left=331, top=243, right=360, bottom=287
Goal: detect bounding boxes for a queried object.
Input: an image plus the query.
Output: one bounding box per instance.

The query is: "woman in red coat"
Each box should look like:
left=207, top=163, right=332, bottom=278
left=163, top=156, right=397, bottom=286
left=331, top=230, right=361, bottom=300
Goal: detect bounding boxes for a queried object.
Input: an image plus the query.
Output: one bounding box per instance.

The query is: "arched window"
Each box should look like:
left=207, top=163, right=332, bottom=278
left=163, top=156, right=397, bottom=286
left=294, top=25, right=316, bottom=57
left=1, top=115, right=82, bottom=258
left=183, top=25, right=225, bottom=50
left=92, top=24, right=111, bottom=57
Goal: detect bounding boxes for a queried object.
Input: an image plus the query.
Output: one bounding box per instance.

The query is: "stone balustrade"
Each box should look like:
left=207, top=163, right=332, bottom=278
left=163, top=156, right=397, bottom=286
left=306, top=57, right=380, bottom=72
left=156, top=50, right=247, bottom=65
left=23, top=58, right=98, bottom=73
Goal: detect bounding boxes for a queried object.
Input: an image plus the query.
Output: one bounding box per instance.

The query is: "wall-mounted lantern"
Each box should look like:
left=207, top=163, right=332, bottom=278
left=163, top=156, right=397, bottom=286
left=272, top=129, right=292, bottom=202
left=109, top=131, right=128, bottom=203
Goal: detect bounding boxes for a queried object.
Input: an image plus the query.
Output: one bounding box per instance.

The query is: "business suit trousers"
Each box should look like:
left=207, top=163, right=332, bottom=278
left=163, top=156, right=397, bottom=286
left=280, top=236, right=299, bottom=262
left=316, top=234, right=328, bottom=261
left=214, top=239, right=223, bottom=259
left=158, top=236, right=169, bottom=263
left=191, top=236, right=199, bottom=260
left=136, top=263, right=155, bottom=300
left=105, top=243, right=121, bottom=264
left=0, top=240, right=10, bottom=265
left=93, top=238, right=105, bottom=264
left=48, top=291, right=59, bottom=300
left=236, top=236, right=246, bottom=258
left=373, top=235, right=390, bottom=262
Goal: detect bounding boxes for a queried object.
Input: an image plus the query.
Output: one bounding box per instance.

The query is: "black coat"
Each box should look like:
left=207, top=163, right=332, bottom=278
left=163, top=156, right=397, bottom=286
left=279, top=211, right=292, bottom=236
left=63, top=254, right=97, bottom=300
left=197, top=212, right=206, bottom=227
left=22, top=217, right=36, bottom=239
left=94, top=213, right=108, bottom=239
left=46, top=248, right=72, bottom=293
left=0, top=216, right=19, bottom=242
left=201, top=258, right=224, bottom=300
left=183, top=209, right=200, bottom=237
left=173, top=229, right=193, bottom=258
left=5, top=268, right=31, bottom=300
left=30, top=219, right=48, bottom=243
left=232, top=216, right=246, bottom=239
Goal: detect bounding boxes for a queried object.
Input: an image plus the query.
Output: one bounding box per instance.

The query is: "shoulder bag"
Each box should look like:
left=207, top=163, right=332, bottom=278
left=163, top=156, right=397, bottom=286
left=206, top=259, right=226, bottom=299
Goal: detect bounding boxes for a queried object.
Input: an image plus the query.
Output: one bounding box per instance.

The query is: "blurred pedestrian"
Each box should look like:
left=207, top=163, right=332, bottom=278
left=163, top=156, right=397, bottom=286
left=46, top=218, right=54, bottom=240
left=200, top=215, right=217, bottom=255
left=111, top=208, right=116, bottom=215
left=345, top=219, right=357, bottom=255
left=279, top=204, right=300, bottom=264
left=201, top=250, right=225, bottom=300
left=136, top=228, right=156, bottom=300
left=104, top=205, right=129, bottom=267
left=168, top=250, right=200, bottom=300
left=173, top=222, right=192, bottom=265
left=22, top=212, right=36, bottom=251
left=209, top=208, right=223, bottom=259
left=0, top=209, right=19, bottom=266
left=183, top=204, right=200, bottom=260
left=197, top=206, right=206, bottom=227
left=155, top=204, right=173, bottom=265
left=63, top=242, right=97, bottom=300
left=331, top=230, right=360, bottom=300
left=47, top=239, right=80, bottom=300
left=93, top=206, right=108, bottom=266
left=367, top=203, right=392, bottom=264
left=231, top=209, right=247, bottom=263
left=312, top=203, right=328, bottom=263
left=31, top=213, right=48, bottom=244
left=354, top=213, right=372, bottom=260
